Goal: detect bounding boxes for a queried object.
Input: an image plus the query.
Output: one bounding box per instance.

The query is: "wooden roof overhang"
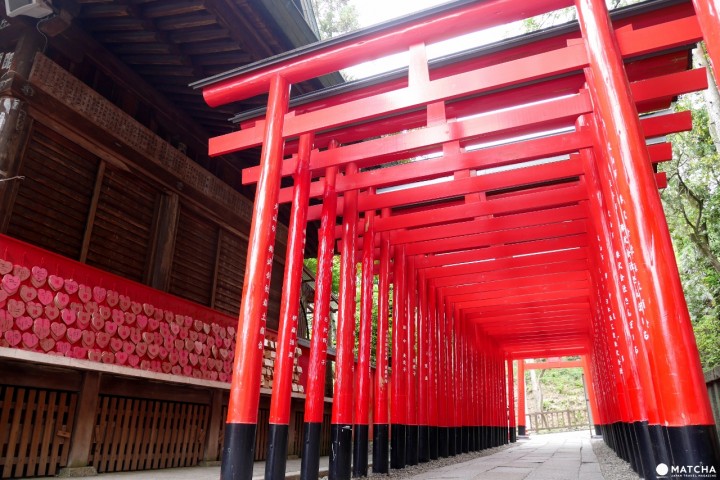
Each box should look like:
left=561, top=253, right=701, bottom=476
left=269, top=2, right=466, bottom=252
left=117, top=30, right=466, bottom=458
left=194, top=0, right=705, bottom=359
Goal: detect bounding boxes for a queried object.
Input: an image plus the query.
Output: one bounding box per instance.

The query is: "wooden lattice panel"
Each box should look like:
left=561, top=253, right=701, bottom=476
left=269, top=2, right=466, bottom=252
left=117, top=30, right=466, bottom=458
left=89, top=396, right=208, bottom=473
left=0, top=386, right=77, bottom=479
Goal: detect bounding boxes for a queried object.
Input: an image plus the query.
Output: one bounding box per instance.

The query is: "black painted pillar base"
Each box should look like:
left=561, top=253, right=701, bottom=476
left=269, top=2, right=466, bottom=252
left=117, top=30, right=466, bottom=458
left=352, top=425, right=368, bottom=478
left=438, top=427, right=449, bottom=458
left=301, top=422, right=322, bottom=480
left=667, top=424, right=720, bottom=473
left=372, top=424, right=389, bottom=474
left=329, top=424, right=352, bottom=480
left=419, top=425, right=430, bottom=462
left=510, top=427, right=517, bottom=443
left=462, top=426, right=470, bottom=453
left=448, top=426, right=457, bottom=456
left=632, top=421, right=654, bottom=480
left=391, top=424, right=406, bottom=469
left=265, top=424, right=289, bottom=480
left=622, top=422, right=639, bottom=474
left=518, top=425, right=526, bottom=436
left=648, top=423, right=670, bottom=470
left=594, top=424, right=602, bottom=436
left=221, top=423, right=256, bottom=480
left=429, top=426, right=439, bottom=460
left=406, top=425, right=419, bottom=465
left=454, top=427, right=462, bottom=455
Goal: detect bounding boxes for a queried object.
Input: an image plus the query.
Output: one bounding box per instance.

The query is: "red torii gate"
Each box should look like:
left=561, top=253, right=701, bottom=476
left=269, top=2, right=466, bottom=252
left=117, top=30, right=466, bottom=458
left=516, top=357, right=600, bottom=437
left=192, top=1, right=720, bottom=479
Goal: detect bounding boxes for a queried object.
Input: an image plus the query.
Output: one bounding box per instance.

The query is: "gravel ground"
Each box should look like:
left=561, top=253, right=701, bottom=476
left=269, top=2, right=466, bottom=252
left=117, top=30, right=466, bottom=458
left=591, top=437, right=639, bottom=480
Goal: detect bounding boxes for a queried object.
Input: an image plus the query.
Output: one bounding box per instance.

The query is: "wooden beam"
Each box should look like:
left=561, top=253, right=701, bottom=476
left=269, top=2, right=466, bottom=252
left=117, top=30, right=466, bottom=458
left=524, top=360, right=583, bottom=370
left=65, top=372, right=101, bottom=469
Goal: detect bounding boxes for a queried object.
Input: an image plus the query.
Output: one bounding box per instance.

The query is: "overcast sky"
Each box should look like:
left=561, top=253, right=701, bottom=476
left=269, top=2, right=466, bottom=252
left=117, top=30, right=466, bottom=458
left=344, top=0, right=513, bottom=79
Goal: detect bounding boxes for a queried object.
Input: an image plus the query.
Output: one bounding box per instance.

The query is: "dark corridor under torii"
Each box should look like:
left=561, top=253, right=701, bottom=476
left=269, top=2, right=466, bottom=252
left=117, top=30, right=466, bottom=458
left=193, top=0, right=720, bottom=479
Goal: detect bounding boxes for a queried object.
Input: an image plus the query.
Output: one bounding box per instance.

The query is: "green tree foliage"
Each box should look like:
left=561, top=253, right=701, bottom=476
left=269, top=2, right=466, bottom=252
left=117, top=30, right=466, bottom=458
left=661, top=94, right=720, bottom=369
left=310, top=0, right=360, bottom=40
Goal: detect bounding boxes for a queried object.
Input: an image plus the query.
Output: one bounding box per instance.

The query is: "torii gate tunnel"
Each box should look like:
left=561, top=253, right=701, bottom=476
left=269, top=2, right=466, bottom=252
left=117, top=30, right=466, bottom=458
left=193, top=0, right=720, bottom=479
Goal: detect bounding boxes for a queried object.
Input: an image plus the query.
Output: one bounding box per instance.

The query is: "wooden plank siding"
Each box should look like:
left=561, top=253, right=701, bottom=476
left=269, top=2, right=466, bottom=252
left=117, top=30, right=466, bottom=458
left=214, top=230, right=247, bottom=317
left=169, top=207, right=219, bottom=306
left=85, top=166, right=160, bottom=283
left=6, top=124, right=99, bottom=259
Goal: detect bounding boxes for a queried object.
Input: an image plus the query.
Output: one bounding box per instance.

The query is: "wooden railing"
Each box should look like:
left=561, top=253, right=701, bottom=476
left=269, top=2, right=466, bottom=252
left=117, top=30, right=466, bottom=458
left=526, top=408, right=590, bottom=433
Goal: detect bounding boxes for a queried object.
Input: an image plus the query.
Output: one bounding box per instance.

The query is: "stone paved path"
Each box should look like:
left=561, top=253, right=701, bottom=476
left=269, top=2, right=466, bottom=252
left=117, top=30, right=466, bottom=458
left=55, top=431, right=604, bottom=480
left=409, top=431, right=604, bottom=480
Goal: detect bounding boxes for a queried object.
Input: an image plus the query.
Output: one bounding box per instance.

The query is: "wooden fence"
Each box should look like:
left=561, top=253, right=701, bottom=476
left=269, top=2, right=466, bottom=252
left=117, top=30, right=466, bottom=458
left=526, top=408, right=590, bottom=434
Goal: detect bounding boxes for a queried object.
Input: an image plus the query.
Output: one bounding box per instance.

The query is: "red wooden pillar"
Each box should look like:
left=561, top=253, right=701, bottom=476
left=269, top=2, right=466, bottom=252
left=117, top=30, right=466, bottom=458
left=517, top=360, right=526, bottom=436
left=221, top=74, right=289, bottom=480
left=391, top=245, right=407, bottom=469
left=427, top=284, right=439, bottom=460
left=417, top=271, right=430, bottom=462
left=692, top=0, right=720, bottom=83
left=301, top=163, right=338, bottom=480
left=448, top=303, right=459, bottom=455
left=581, top=142, right=658, bottom=476
left=498, top=352, right=506, bottom=446
left=406, top=258, right=419, bottom=465
left=437, top=294, right=450, bottom=457
left=576, top=0, right=719, bottom=467
left=460, top=317, right=470, bottom=452
left=266, top=133, right=313, bottom=480
left=330, top=162, right=359, bottom=480
left=353, top=205, right=375, bottom=477
left=507, top=358, right=516, bottom=443
left=372, top=225, right=391, bottom=473
left=581, top=355, right=601, bottom=435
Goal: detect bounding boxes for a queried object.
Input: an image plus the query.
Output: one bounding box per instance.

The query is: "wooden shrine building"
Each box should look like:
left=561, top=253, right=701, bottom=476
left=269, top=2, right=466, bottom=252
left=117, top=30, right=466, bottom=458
left=0, top=0, right=341, bottom=477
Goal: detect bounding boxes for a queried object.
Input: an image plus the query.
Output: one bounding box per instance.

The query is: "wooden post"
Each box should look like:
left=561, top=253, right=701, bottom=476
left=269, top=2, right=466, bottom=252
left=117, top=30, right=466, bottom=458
left=203, top=389, right=225, bottom=463
left=63, top=372, right=101, bottom=471
left=148, top=191, right=181, bottom=290
left=0, top=30, right=43, bottom=232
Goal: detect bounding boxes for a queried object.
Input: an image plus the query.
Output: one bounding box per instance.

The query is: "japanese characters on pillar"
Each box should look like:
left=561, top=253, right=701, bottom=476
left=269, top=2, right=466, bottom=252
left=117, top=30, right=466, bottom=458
left=301, top=161, right=338, bottom=480
left=373, top=225, right=392, bottom=474
left=353, top=203, right=375, bottom=477
left=266, top=134, right=314, bottom=480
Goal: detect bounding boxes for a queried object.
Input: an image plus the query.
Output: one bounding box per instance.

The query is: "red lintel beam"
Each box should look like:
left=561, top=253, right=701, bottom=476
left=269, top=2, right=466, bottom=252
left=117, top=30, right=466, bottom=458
left=465, top=300, right=591, bottom=318
left=447, top=283, right=592, bottom=308
left=524, top=360, right=583, bottom=370
left=329, top=134, right=592, bottom=231
left=443, top=271, right=590, bottom=300
left=200, top=0, right=573, bottom=106
left=459, top=291, right=590, bottom=311
left=310, top=110, right=690, bottom=222
left=391, top=204, right=586, bottom=246
left=405, top=217, right=587, bottom=257
left=414, top=235, right=588, bottom=269
left=511, top=348, right=588, bottom=359
left=218, top=14, right=699, bottom=159
left=425, top=248, right=589, bottom=282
